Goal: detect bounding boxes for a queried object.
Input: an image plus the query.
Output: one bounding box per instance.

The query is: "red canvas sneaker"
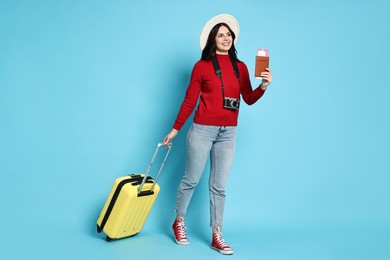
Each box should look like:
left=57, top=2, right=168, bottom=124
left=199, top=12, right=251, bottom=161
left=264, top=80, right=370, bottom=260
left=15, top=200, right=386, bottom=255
left=211, top=232, right=234, bottom=255
left=172, top=217, right=189, bottom=245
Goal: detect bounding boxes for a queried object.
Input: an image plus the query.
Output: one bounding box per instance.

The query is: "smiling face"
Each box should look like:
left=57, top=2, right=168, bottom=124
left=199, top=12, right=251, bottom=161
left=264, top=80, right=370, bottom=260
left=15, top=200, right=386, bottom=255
left=215, top=25, right=232, bottom=54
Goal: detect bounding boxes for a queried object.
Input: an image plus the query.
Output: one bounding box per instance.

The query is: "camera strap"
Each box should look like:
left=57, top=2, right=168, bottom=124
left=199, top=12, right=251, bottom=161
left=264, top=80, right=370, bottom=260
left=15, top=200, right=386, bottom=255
left=210, top=55, right=240, bottom=100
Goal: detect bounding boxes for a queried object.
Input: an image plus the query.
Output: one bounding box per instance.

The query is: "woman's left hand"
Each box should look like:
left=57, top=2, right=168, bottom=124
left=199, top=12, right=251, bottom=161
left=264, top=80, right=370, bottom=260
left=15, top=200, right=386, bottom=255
left=260, top=68, right=272, bottom=89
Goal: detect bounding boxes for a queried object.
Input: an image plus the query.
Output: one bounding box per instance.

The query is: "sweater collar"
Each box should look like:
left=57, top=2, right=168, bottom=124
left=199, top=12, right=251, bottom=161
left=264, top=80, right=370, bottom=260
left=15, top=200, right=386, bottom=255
left=215, top=53, right=230, bottom=61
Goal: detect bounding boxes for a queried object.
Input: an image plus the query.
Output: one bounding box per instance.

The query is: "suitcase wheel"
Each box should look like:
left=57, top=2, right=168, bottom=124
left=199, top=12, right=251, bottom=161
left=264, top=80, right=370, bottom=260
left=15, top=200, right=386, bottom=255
left=106, top=236, right=113, bottom=242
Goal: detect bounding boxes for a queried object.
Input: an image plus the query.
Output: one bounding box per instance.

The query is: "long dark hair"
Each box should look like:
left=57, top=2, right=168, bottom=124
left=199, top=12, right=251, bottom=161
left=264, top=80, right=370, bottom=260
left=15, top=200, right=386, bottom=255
left=201, top=23, right=239, bottom=62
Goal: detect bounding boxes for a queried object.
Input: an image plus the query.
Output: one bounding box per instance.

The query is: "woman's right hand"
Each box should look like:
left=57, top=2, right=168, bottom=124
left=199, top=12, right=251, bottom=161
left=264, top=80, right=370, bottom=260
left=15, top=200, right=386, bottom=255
left=163, top=129, right=178, bottom=145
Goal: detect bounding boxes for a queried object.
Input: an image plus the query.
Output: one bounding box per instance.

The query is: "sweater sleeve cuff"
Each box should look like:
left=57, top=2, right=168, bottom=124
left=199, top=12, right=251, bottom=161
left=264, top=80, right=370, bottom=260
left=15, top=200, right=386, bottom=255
left=173, top=122, right=183, bottom=132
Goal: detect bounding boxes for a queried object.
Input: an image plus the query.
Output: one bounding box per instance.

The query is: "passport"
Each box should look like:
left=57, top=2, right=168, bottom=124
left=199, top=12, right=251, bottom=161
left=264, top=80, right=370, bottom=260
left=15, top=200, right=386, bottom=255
left=255, top=48, right=269, bottom=78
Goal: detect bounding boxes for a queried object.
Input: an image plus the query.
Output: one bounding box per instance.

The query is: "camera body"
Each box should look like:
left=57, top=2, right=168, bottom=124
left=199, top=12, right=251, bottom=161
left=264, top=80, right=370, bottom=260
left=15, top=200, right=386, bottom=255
left=223, top=97, right=240, bottom=110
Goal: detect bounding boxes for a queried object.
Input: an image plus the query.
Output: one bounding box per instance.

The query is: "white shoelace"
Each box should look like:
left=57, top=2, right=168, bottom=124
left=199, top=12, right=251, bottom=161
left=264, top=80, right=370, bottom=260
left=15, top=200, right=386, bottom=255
left=214, top=233, right=229, bottom=248
left=176, top=221, right=187, bottom=239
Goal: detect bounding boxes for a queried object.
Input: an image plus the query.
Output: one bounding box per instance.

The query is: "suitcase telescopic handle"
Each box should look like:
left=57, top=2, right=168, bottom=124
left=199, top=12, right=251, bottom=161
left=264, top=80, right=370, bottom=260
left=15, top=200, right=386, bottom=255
left=138, top=142, right=172, bottom=195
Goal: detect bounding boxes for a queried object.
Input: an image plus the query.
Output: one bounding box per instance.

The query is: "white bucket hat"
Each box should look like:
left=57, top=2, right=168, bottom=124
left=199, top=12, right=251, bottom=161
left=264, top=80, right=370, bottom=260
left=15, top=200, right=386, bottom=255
left=199, top=14, right=240, bottom=51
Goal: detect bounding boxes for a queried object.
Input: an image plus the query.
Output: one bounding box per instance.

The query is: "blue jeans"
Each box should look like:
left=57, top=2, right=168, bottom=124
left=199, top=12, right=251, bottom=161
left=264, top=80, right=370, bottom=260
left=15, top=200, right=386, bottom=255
left=175, top=123, right=236, bottom=227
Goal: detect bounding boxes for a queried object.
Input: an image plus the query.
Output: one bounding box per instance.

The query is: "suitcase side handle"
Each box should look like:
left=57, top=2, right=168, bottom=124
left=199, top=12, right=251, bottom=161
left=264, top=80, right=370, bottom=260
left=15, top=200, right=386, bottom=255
left=138, top=142, right=172, bottom=195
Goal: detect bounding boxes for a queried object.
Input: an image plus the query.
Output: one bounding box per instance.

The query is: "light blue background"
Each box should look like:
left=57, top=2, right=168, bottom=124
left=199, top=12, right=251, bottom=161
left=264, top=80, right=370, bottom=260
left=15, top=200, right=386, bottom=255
left=1, top=0, right=389, bottom=259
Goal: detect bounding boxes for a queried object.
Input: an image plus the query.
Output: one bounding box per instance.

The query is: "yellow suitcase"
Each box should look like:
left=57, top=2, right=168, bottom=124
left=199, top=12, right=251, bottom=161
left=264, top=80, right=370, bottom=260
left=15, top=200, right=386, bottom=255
left=97, top=143, right=171, bottom=241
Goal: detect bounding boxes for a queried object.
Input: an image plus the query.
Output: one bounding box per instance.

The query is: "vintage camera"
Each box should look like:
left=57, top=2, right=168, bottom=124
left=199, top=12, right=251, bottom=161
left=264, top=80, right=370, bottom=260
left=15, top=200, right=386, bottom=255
left=223, top=97, right=240, bottom=110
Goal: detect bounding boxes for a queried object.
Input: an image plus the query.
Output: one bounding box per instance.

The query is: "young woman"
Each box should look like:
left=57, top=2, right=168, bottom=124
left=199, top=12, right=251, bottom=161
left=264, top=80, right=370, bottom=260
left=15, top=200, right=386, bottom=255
left=163, top=14, right=272, bottom=255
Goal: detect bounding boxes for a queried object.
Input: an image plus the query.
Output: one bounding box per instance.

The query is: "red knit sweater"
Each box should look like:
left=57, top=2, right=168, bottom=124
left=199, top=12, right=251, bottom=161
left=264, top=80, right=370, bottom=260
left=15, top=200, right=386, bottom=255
left=173, top=54, right=266, bottom=131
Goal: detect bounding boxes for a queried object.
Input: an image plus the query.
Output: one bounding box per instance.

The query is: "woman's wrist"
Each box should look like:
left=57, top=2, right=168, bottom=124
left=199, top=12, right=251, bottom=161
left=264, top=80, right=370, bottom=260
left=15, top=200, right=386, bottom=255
left=260, top=82, right=268, bottom=90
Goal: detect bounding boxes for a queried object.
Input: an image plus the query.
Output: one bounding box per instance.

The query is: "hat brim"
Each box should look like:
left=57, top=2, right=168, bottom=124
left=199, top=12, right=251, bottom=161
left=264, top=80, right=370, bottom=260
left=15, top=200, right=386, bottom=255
left=199, top=14, right=240, bottom=51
